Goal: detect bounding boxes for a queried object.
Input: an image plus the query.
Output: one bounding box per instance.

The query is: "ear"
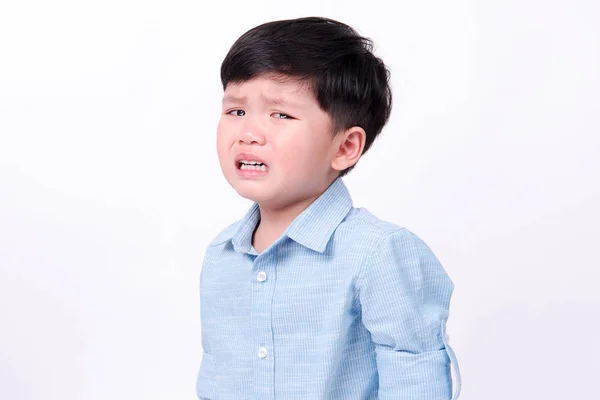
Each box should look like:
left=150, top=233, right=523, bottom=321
left=330, top=126, right=366, bottom=172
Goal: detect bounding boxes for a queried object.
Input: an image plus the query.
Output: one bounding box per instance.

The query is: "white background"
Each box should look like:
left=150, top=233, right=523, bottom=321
left=1, top=0, right=598, bottom=399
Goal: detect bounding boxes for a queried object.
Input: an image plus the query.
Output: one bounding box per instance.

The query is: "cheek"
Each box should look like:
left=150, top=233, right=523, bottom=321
left=216, top=121, right=232, bottom=159
left=275, top=134, right=328, bottom=172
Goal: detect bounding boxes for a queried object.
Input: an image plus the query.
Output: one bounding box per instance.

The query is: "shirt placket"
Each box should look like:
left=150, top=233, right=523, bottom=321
left=251, top=249, right=276, bottom=400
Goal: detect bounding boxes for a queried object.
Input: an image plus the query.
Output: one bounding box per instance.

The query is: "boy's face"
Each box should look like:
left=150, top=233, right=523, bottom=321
left=217, top=75, right=342, bottom=209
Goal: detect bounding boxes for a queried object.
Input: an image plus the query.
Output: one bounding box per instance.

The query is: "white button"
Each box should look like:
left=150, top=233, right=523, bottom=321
left=258, top=346, right=268, bottom=358
left=256, top=271, right=267, bottom=282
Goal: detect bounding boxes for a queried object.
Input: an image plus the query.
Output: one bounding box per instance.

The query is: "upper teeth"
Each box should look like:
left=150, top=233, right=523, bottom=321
left=240, top=160, right=264, bottom=165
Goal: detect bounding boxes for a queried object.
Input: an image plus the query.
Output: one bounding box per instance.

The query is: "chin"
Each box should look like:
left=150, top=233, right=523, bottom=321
left=230, top=180, right=269, bottom=201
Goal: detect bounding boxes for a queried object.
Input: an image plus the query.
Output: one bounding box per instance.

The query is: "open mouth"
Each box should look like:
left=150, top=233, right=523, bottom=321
left=237, top=160, right=268, bottom=172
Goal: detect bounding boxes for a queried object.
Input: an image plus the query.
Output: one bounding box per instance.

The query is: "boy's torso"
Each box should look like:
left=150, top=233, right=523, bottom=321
left=197, top=178, right=403, bottom=399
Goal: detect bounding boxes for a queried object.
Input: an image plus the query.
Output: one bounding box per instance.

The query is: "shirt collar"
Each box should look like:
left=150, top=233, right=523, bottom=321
left=231, top=177, right=353, bottom=254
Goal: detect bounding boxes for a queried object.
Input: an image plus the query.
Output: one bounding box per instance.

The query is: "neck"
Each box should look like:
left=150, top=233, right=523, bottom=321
left=252, top=177, right=338, bottom=252
left=252, top=195, right=317, bottom=254
left=256, top=193, right=319, bottom=237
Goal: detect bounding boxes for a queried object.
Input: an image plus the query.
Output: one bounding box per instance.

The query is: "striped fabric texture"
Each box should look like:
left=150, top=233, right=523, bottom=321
left=197, top=177, right=461, bottom=399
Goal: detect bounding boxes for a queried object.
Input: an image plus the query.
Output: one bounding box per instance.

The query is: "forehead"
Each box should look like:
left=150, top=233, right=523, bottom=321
left=222, top=76, right=317, bottom=108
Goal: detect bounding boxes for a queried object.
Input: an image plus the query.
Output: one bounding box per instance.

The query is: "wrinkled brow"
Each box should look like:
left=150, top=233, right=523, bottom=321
left=222, top=94, right=303, bottom=108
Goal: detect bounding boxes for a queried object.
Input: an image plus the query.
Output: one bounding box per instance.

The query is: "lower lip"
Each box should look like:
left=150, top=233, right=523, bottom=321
left=236, top=166, right=269, bottom=177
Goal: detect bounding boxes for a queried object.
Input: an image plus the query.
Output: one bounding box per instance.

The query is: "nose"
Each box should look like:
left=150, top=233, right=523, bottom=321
left=237, top=116, right=266, bottom=145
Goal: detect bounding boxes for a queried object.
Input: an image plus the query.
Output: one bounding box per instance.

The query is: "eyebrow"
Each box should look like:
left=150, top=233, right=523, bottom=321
left=222, top=94, right=301, bottom=108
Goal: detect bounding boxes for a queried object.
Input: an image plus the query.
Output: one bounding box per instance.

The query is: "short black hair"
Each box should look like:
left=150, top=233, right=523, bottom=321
left=220, top=16, right=392, bottom=177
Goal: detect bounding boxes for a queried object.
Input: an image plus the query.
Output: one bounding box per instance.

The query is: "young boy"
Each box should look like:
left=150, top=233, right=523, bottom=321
left=197, top=16, right=460, bottom=400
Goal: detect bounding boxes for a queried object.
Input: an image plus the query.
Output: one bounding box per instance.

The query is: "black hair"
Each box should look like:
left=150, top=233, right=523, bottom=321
left=220, top=16, right=392, bottom=177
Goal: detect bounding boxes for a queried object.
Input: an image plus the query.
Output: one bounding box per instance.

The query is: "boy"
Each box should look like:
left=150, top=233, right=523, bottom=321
left=197, top=16, right=460, bottom=400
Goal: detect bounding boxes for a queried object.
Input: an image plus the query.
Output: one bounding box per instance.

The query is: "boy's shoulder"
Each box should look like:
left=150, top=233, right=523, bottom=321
left=341, top=206, right=413, bottom=244
left=207, top=219, right=244, bottom=247
left=346, top=207, right=406, bottom=233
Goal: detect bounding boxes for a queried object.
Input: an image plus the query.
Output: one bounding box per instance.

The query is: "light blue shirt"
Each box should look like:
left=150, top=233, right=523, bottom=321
left=197, top=177, right=461, bottom=399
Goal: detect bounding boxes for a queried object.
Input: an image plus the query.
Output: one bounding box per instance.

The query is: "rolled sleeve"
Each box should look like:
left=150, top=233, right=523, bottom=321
left=357, top=228, right=460, bottom=399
